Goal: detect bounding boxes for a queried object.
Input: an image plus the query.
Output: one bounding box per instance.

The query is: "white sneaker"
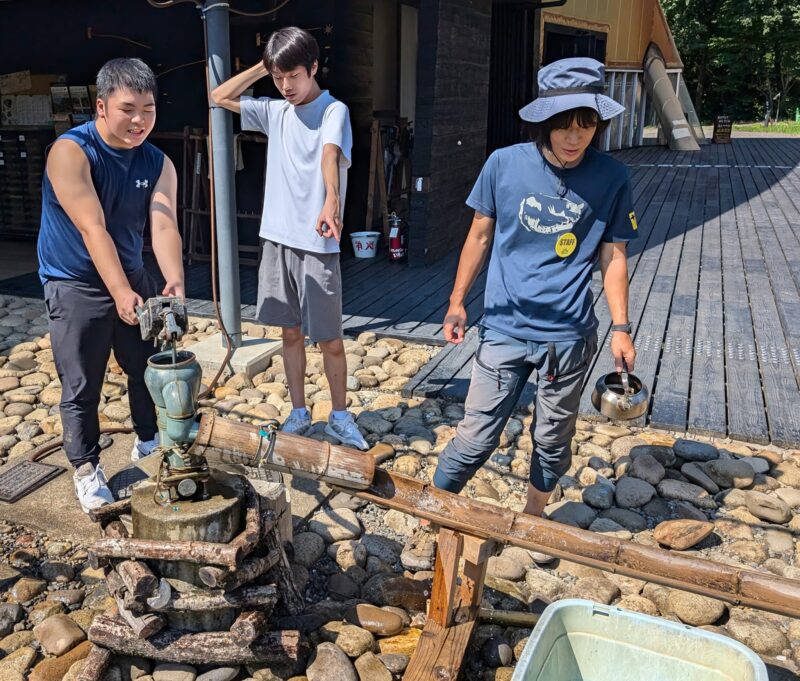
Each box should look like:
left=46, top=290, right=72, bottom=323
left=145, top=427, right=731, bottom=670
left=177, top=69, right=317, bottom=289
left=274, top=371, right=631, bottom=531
left=282, top=410, right=312, bottom=436
left=325, top=413, right=369, bottom=450
left=130, top=434, right=160, bottom=462
left=73, top=462, right=115, bottom=514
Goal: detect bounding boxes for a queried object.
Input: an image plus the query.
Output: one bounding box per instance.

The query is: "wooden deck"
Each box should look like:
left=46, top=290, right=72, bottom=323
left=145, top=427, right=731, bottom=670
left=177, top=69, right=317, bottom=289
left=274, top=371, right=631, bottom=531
left=406, top=138, right=800, bottom=448
left=1, top=137, right=798, bottom=447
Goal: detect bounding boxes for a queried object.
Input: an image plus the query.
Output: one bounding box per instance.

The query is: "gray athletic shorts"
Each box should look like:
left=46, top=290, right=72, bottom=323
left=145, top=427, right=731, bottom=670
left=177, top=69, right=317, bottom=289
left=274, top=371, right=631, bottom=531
left=256, top=239, right=343, bottom=342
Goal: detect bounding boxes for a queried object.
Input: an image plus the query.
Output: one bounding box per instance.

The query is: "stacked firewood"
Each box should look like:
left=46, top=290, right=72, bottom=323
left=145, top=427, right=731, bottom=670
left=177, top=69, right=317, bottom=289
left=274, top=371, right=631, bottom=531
left=75, top=478, right=308, bottom=680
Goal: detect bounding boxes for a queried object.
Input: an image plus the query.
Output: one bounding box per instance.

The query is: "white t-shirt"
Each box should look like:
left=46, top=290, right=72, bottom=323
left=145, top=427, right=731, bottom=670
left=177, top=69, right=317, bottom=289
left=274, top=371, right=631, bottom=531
left=240, top=91, right=352, bottom=254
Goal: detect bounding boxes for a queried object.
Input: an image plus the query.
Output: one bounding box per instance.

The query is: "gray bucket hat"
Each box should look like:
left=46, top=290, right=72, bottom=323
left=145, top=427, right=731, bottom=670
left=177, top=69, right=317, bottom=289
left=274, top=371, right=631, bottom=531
left=519, top=57, right=625, bottom=123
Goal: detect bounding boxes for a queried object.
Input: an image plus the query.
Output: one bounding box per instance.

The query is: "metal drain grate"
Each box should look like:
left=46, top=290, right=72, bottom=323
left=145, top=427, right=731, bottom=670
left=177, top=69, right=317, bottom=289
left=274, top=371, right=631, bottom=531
left=0, top=461, right=65, bottom=503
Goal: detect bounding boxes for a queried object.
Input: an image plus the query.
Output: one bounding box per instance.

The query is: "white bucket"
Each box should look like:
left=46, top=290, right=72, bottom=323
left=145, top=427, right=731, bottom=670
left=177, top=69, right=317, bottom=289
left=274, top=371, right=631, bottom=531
left=350, top=231, right=381, bottom=258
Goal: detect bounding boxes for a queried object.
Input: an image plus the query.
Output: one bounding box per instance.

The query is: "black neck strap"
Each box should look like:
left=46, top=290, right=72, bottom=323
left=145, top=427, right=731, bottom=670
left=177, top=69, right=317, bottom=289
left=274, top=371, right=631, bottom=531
left=539, top=86, right=604, bottom=97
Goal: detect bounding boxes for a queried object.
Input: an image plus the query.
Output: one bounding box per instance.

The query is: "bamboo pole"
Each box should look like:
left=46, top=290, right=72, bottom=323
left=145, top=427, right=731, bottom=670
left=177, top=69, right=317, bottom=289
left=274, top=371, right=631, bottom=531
left=352, top=469, right=800, bottom=619
left=190, top=412, right=375, bottom=490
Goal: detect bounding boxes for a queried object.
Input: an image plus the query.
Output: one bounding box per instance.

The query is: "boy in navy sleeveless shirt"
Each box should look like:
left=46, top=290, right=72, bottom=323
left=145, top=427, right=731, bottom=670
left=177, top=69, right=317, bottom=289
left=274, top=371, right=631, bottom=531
left=435, top=58, right=638, bottom=519
left=37, top=58, right=184, bottom=513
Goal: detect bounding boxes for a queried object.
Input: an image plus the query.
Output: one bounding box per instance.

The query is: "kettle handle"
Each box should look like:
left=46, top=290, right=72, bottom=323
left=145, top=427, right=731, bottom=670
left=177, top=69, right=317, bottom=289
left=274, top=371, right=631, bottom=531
left=620, top=359, right=631, bottom=395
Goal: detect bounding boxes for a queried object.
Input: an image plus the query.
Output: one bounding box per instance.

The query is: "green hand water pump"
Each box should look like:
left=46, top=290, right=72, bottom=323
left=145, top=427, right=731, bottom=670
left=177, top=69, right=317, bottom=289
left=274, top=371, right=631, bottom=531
left=137, top=297, right=207, bottom=503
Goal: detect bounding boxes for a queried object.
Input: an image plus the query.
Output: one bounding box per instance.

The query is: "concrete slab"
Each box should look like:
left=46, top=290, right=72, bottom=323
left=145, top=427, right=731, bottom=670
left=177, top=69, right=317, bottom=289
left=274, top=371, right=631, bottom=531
left=0, top=433, right=139, bottom=542
left=189, top=332, right=282, bottom=378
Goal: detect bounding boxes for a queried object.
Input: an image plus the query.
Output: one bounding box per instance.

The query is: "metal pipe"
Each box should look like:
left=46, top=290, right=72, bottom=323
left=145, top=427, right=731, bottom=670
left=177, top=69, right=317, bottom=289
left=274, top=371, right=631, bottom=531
left=643, top=42, right=700, bottom=151
left=203, top=1, right=242, bottom=348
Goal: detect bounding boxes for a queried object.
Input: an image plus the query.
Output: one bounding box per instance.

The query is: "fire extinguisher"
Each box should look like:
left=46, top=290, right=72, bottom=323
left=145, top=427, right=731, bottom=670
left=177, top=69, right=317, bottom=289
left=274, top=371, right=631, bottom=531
left=388, top=212, right=407, bottom=262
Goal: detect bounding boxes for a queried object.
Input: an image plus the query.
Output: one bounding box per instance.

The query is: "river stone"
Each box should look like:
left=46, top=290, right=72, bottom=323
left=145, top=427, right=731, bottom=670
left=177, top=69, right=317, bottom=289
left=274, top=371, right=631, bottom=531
left=33, top=614, right=86, bottom=656
left=570, top=576, right=620, bottom=605
left=28, top=601, right=66, bottom=627
left=292, top=532, right=326, bottom=568
left=29, top=643, right=94, bottom=681
left=776, top=488, right=800, bottom=508
left=672, top=439, right=719, bottom=462
left=726, top=609, right=790, bottom=656
left=618, top=595, right=659, bottom=616
left=738, top=456, right=770, bottom=475
left=9, top=577, right=47, bottom=603
left=488, top=547, right=531, bottom=581
left=328, top=540, right=368, bottom=571
left=615, top=477, right=656, bottom=508
left=361, top=575, right=428, bottom=612
left=610, top=436, right=646, bottom=461
left=153, top=663, right=197, bottom=681
left=599, top=508, right=647, bottom=532
left=354, top=651, right=391, bottom=681
left=745, top=491, right=791, bottom=524
left=544, top=501, right=596, bottom=528
left=383, top=509, right=419, bottom=537
left=306, top=642, right=357, bottom=681
left=482, top=636, right=513, bottom=667
left=629, top=454, right=666, bottom=486
left=725, top=540, right=769, bottom=565
left=0, top=604, right=23, bottom=638
left=357, top=413, right=393, bottom=436
left=196, top=668, right=238, bottom=681
left=0, top=565, right=21, bottom=591
left=653, top=520, right=714, bottom=550
left=587, top=518, right=632, bottom=540
left=680, top=463, right=720, bottom=494
left=631, top=444, right=677, bottom=468
left=657, top=480, right=717, bottom=509
left=392, top=455, right=421, bottom=477
left=703, top=459, right=755, bottom=490
left=344, top=604, right=404, bottom=636
left=320, top=622, right=375, bottom=658
left=308, top=509, right=362, bottom=543
left=772, top=462, right=800, bottom=488
left=667, top=591, right=726, bottom=626
left=582, top=483, right=614, bottom=510
left=525, top=569, right=566, bottom=601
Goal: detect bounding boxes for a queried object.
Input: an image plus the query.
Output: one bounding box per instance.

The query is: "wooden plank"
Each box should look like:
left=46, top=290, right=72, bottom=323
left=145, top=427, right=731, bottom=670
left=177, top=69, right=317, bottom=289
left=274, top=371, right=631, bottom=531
left=718, top=166, right=769, bottom=443
left=413, top=326, right=480, bottom=400
left=649, top=165, right=706, bottom=431
left=624, top=167, right=698, bottom=430
left=579, top=165, right=688, bottom=418
left=402, top=618, right=478, bottom=681
left=732, top=166, right=800, bottom=445
left=687, top=168, right=727, bottom=437
left=748, top=166, right=800, bottom=386
left=428, top=528, right=463, bottom=627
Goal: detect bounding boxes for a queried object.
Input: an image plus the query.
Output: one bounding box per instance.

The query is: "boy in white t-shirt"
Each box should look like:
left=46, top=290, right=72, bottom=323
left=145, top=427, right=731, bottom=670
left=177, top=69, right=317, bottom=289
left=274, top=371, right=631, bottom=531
left=212, top=27, right=368, bottom=450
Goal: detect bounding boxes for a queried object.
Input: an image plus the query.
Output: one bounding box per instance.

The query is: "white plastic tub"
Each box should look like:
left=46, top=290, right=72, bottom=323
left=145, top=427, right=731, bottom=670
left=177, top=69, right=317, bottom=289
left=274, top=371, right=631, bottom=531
left=512, top=600, right=767, bottom=681
left=350, top=231, right=381, bottom=258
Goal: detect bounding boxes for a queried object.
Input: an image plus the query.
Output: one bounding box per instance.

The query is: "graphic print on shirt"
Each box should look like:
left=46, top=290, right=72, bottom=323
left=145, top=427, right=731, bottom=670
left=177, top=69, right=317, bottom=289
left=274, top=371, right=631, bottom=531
left=518, top=194, right=585, bottom=235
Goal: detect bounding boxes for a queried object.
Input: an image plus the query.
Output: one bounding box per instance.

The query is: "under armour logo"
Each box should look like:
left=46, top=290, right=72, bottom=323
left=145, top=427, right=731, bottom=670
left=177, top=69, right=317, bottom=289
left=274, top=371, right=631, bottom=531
left=135, top=179, right=149, bottom=189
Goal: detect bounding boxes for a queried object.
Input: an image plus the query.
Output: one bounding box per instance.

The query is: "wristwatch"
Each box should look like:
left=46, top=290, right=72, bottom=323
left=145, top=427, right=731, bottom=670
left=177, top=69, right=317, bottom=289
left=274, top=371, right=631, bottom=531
left=611, top=323, right=632, bottom=334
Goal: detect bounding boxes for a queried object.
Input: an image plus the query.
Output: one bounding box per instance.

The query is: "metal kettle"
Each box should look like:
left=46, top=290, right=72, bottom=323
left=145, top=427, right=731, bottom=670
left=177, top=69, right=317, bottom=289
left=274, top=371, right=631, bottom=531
left=591, top=363, right=649, bottom=420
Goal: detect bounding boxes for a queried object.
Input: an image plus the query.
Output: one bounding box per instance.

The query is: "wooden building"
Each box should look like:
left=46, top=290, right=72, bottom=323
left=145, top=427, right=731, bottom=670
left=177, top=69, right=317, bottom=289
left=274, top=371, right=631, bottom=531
left=0, top=0, right=696, bottom=268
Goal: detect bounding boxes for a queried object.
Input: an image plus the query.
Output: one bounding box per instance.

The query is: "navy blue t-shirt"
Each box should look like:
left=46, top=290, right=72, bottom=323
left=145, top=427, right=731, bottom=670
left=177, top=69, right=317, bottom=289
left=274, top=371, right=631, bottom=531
left=467, top=143, right=637, bottom=341
left=38, top=121, right=164, bottom=284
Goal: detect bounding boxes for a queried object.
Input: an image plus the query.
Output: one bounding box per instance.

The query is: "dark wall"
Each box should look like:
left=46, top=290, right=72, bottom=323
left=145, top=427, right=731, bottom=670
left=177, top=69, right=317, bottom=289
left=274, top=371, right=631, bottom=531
left=408, top=0, right=492, bottom=265
left=0, top=0, right=372, bottom=244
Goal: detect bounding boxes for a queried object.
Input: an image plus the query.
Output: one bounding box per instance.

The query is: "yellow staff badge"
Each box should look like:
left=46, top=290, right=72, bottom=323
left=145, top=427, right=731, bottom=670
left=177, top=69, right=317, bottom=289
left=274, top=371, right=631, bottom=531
left=629, top=211, right=638, bottom=231
left=555, top=232, right=578, bottom=258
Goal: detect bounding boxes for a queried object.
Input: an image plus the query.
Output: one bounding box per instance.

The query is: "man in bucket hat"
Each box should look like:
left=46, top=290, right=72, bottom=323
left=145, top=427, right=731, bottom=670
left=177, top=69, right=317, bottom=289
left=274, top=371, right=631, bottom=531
left=435, top=57, right=638, bottom=517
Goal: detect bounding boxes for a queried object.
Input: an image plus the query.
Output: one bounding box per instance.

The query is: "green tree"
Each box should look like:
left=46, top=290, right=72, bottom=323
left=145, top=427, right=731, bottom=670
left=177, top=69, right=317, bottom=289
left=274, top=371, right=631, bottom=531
left=663, top=0, right=800, bottom=122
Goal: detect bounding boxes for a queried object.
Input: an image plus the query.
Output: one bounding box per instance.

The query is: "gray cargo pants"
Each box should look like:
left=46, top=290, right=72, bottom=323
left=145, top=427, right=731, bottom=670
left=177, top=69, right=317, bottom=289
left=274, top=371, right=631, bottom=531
left=433, top=325, right=597, bottom=493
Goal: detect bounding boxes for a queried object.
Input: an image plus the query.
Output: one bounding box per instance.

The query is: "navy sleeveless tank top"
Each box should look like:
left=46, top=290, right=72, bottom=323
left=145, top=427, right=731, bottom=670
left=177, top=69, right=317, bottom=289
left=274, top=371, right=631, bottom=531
left=37, top=120, right=164, bottom=284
